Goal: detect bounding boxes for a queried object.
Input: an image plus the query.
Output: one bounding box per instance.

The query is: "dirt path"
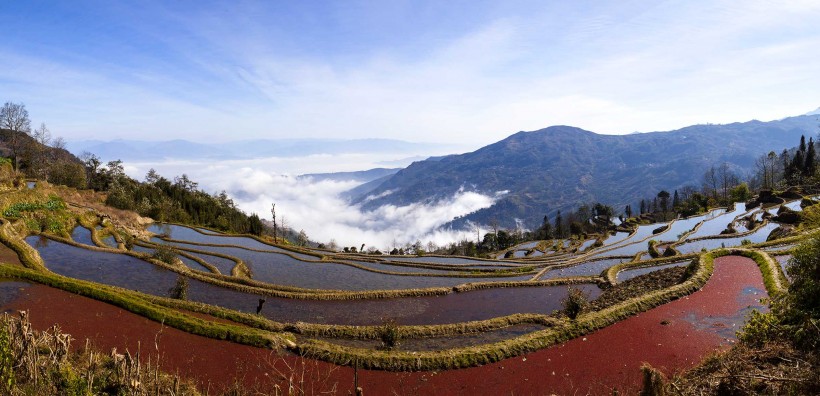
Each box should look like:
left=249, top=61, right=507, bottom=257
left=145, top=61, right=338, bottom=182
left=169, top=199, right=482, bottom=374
left=0, top=255, right=767, bottom=394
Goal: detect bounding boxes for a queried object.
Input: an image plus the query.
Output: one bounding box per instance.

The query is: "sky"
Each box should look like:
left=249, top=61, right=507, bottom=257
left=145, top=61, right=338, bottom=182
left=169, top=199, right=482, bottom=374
left=3, top=0, right=820, bottom=147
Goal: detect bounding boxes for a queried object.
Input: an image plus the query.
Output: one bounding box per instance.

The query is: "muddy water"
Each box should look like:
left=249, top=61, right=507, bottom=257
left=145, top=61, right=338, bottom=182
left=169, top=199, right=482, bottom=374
left=0, top=279, right=31, bottom=309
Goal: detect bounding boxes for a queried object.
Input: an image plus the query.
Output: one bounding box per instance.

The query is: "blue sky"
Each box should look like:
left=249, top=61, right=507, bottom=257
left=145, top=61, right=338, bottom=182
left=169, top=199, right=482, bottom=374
left=3, top=0, right=820, bottom=146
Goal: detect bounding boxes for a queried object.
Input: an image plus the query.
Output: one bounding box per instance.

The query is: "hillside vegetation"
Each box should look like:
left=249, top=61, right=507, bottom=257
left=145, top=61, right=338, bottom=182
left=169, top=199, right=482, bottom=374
left=356, top=116, right=817, bottom=229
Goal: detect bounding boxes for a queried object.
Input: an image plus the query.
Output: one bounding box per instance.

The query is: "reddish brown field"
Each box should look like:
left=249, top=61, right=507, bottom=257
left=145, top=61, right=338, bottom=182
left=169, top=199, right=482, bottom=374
left=0, top=255, right=767, bottom=395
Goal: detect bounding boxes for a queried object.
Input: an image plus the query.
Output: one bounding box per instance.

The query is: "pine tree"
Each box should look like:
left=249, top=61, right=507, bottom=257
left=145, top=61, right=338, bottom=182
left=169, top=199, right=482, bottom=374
left=625, top=204, right=632, bottom=219
left=790, top=149, right=805, bottom=185
left=640, top=200, right=646, bottom=215
left=554, top=210, right=564, bottom=238
left=804, top=137, right=816, bottom=178
left=672, top=190, right=680, bottom=210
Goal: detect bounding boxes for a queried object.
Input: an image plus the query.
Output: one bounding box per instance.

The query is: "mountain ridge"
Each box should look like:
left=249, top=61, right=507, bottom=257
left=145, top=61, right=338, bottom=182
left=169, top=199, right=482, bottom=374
left=354, top=115, right=819, bottom=229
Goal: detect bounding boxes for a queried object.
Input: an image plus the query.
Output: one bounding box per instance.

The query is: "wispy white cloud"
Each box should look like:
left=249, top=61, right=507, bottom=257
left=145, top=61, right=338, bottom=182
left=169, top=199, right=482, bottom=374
left=3, top=0, right=820, bottom=148
left=123, top=157, right=496, bottom=248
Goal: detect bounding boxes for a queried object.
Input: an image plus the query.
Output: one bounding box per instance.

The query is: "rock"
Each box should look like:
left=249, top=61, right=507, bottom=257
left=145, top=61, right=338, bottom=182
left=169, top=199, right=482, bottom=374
left=773, top=211, right=800, bottom=224
left=767, top=225, right=795, bottom=241
left=779, top=186, right=803, bottom=200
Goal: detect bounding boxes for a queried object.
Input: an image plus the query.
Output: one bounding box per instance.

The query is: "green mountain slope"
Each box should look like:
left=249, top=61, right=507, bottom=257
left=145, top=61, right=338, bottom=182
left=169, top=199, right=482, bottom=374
left=354, top=115, right=818, bottom=228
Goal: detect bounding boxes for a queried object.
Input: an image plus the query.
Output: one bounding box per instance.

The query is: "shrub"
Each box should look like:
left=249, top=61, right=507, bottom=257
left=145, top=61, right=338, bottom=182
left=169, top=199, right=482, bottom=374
left=378, top=319, right=400, bottom=350
left=562, top=287, right=589, bottom=320
left=647, top=240, right=660, bottom=258
left=151, top=244, right=178, bottom=264
left=168, top=276, right=189, bottom=300
left=737, top=310, right=782, bottom=347
left=0, top=325, right=13, bottom=393
left=782, top=232, right=820, bottom=349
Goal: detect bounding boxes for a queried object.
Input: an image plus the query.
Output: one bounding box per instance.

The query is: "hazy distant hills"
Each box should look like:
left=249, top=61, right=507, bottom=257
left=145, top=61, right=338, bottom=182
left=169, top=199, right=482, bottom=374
left=353, top=115, right=820, bottom=229
left=298, top=168, right=401, bottom=183
left=66, top=138, right=457, bottom=162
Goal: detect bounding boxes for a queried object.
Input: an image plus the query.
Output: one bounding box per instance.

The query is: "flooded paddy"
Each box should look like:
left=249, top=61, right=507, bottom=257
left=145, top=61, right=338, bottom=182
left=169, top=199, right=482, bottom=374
left=774, top=255, right=793, bottom=282
left=686, top=204, right=746, bottom=240
left=676, top=222, right=779, bottom=254
left=69, top=226, right=95, bottom=246
left=539, top=258, right=623, bottom=279
left=22, top=235, right=591, bottom=325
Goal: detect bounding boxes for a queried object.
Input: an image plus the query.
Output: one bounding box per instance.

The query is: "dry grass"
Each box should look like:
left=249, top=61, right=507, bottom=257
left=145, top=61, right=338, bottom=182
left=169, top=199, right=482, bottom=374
left=666, top=341, right=818, bottom=395
left=0, top=311, right=201, bottom=395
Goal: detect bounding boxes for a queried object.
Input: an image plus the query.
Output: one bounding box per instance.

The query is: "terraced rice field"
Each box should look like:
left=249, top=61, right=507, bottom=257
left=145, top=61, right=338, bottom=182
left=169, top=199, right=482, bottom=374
left=0, top=200, right=800, bottom=393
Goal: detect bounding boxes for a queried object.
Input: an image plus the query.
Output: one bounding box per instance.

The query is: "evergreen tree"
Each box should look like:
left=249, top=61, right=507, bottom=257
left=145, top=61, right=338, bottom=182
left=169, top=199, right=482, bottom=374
left=781, top=149, right=793, bottom=185
left=804, top=137, right=816, bottom=178
left=790, top=149, right=805, bottom=184
left=672, top=190, right=680, bottom=210
left=538, top=215, right=553, bottom=239
left=657, top=190, right=670, bottom=219
left=554, top=210, right=564, bottom=238
left=625, top=204, right=632, bottom=219
left=639, top=199, right=646, bottom=215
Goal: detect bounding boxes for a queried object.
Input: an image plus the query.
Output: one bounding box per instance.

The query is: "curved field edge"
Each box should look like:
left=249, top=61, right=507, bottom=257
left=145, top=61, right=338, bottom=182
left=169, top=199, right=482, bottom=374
left=290, top=249, right=751, bottom=371
left=0, top=214, right=787, bottom=372
left=30, top=227, right=594, bottom=301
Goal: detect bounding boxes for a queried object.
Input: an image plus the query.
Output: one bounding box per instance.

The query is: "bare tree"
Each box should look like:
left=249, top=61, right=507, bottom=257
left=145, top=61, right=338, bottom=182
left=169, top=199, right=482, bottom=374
left=702, top=165, right=719, bottom=201
left=0, top=101, right=32, bottom=170
left=717, top=162, right=736, bottom=203
left=270, top=203, right=278, bottom=243
left=24, top=123, right=52, bottom=178
left=51, top=136, right=67, bottom=150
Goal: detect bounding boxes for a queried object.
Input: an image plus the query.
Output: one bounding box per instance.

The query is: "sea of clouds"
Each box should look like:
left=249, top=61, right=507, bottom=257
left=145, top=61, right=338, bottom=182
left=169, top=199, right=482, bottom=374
left=122, top=153, right=497, bottom=249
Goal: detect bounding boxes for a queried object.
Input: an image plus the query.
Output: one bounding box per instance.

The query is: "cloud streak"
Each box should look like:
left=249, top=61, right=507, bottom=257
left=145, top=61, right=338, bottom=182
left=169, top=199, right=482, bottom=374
left=3, top=1, right=820, bottom=146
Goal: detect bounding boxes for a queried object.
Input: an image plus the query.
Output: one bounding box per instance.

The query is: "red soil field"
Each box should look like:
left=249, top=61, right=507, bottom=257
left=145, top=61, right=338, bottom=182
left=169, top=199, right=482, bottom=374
left=0, top=255, right=767, bottom=395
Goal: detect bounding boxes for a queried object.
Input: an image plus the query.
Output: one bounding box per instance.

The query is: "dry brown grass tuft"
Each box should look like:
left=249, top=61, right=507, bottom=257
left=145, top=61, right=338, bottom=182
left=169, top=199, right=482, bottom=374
left=667, top=341, right=818, bottom=395
left=0, top=310, right=202, bottom=395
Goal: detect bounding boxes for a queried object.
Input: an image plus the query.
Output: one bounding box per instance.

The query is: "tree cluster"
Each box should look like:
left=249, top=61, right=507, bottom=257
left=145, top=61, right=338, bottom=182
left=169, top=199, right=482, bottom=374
left=0, top=101, right=82, bottom=188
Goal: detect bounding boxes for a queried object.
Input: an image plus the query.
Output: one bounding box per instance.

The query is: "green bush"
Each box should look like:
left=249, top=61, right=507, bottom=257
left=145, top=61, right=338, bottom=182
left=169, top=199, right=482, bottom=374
left=168, top=276, right=189, bottom=300
left=0, top=326, right=14, bottom=393
left=562, top=287, right=589, bottom=320
left=781, top=232, right=820, bottom=349
left=378, top=319, right=400, bottom=350
left=737, top=310, right=782, bottom=347
left=151, top=244, right=178, bottom=264
left=3, top=196, right=66, bottom=218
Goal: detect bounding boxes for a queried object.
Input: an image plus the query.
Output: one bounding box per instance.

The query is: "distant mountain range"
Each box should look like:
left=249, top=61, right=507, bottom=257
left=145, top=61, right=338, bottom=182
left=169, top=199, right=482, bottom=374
left=66, top=138, right=461, bottom=162
left=351, top=115, right=820, bottom=229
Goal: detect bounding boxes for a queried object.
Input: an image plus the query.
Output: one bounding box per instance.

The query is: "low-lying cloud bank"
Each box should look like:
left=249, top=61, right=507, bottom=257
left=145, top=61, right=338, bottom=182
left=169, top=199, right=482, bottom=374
left=124, top=157, right=497, bottom=249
